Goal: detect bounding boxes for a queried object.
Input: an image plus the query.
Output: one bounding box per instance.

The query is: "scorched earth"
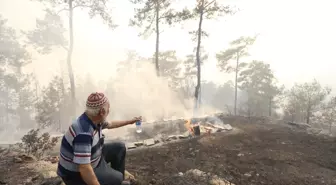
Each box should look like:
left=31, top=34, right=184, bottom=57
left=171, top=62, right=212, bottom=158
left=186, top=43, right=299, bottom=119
left=126, top=120, right=336, bottom=185
left=0, top=117, right=336, bottom=185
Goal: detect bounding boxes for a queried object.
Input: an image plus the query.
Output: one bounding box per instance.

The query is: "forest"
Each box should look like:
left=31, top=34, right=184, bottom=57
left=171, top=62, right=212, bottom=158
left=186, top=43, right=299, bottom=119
left=0, top=0, right=335, bottom=138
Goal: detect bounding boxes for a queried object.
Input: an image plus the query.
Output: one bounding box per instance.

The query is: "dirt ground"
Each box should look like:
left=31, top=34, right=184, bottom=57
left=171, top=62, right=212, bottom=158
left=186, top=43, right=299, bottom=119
left=126, top=122, right=336, bottom=185
left=1, top=119, right=336, bottom=185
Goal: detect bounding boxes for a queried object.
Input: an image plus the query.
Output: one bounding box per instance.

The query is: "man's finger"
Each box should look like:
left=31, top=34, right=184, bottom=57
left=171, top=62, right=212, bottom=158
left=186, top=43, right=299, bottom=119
left=134, top=116, right=142, bottom=120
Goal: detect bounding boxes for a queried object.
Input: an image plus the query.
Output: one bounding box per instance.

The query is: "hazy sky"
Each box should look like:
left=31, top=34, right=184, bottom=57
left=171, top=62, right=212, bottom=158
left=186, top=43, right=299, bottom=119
left=0, top=0, right=336, bottom=91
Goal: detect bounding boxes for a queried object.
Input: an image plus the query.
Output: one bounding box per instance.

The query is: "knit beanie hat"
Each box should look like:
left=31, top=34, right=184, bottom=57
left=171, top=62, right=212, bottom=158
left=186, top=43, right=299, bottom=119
left=86, top=92, right=109, bottom=109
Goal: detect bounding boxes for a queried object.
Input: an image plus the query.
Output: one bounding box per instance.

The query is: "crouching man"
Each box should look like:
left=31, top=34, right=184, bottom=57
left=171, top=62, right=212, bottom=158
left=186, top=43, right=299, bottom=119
left=57, top=92, right=140, bottom=185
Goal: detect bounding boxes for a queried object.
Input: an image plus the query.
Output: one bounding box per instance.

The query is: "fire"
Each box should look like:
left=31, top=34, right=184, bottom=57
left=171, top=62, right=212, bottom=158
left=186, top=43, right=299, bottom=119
left=185, top=119, right=194, bottom=135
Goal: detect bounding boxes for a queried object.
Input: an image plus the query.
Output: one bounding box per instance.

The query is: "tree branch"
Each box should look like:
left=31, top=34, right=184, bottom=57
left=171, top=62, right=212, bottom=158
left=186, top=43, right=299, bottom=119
left=72, top=4, right=92, bottom=10
left=56, top=8, right=69, bottom=15
left=61, top=45, right=69, bottom=51
left=141, top=14, right=156, bottom=36
left=204, top=0, right=215, bottom=9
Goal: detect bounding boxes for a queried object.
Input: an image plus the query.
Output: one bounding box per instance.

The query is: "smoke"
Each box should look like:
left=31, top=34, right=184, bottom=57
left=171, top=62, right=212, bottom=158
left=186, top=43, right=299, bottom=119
left=105, top=61, right=194, bottom=122
left=73, top=60, right=222, bottom=139
left=0, top=60, right=223, bottom=144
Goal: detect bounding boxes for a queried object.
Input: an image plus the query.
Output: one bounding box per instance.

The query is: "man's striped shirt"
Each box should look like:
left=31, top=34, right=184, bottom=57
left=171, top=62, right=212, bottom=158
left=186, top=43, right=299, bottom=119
left=57, top=113, right=107, bottom=178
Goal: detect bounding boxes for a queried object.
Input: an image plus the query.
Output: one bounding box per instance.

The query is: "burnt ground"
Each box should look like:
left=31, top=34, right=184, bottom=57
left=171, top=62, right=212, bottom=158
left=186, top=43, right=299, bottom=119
left=0, top=119, right=336, bottom=185
left=126, top=122, right=336, bottom=185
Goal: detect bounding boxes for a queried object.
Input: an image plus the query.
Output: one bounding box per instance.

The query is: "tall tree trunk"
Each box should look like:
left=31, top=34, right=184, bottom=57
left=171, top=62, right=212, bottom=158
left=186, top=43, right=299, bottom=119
left=155, top=1, right=160, bottom=77
left=34, top=77, right=39, bottom=101
left=59, top=75, right=65, bottom=132
left=234, top=52, right=239, bottom=115
left=58, top=60, right=66, bottom=94
left=247, top=96, right=251, bottom=120
left=67, top=0, right=76, bottom=114
left=194, top=0, right=204, bottom=108
left=306, top=99, right=311, bottom=124
left=5, top=86, right=9, bottom=122
left=17, top=67, right=23, bottom=127
left=58, top=107, right=62, bottom=131
left=18, top=92, right=23, bottom=127
left=268, top=96, right=272, bottom=117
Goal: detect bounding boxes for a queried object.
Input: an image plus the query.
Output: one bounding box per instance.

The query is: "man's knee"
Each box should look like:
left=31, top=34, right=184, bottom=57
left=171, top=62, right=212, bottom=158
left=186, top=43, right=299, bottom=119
left=114, top=142, right=126, bottom=151
left=97, top=170, right=123, bottom=185
left=109, top=171, right=123, bottom=185
left=114, top=171, right=124, bottom=185
left=104, top=142, right=126, bottom=152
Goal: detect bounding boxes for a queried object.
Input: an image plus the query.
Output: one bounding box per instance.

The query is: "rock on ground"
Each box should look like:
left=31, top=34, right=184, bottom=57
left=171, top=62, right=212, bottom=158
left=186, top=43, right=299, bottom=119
left=186, top=169, right=234, bottom=185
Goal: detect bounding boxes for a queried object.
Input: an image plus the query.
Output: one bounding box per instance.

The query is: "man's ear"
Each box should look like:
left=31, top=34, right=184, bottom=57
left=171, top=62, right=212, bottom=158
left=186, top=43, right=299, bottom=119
left=99, top=108, right=106, bottom=116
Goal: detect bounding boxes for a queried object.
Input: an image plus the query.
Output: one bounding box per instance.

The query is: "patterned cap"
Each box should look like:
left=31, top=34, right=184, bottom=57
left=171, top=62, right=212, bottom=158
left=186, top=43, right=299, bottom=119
left=86, top=92, right=109, bottom=109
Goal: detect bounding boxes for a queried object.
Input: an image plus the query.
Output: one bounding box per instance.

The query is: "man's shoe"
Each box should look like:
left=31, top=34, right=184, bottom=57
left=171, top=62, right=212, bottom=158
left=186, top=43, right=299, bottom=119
left=122, top=179, right=139, bottom=185
left=121, top=181, right=131, bottom=185
left=124, top=170, right=135, bottom=180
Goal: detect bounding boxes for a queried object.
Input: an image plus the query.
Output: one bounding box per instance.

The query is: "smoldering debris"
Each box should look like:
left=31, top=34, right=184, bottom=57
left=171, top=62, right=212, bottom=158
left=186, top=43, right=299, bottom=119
left=122, top=114, right=234, bottom=150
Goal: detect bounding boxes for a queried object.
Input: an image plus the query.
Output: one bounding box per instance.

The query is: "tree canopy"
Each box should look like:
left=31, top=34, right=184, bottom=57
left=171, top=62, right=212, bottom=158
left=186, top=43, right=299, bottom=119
left=283, top=80, right=331, bottom=124
left=0, top=1, right=336, bottom=137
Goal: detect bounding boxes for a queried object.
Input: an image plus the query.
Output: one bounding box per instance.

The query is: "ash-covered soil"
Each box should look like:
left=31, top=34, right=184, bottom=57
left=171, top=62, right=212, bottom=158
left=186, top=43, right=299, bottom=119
left=126, top=122, right=336, bottom=185
left=1, top=117, right=336, bottom=185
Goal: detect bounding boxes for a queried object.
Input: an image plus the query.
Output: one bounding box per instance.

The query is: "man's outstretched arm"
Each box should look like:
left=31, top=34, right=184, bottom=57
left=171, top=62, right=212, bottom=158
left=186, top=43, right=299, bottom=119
left=103, top=117, right=141, bottom=129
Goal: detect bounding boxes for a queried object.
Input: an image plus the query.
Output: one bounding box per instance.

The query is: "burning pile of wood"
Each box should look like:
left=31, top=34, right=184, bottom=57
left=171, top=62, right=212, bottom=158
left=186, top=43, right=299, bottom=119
left=185, top=118, right=233, bottom=136
left=127, top=116, right=233, bottom=150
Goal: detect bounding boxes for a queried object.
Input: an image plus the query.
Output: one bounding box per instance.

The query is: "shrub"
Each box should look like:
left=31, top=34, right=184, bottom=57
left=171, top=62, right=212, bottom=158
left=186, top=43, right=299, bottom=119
left=21, top=129, right=59, bottom=159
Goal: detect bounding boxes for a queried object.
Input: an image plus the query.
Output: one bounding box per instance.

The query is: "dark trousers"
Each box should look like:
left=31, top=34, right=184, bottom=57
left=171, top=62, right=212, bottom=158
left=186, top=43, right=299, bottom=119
left=62, top=142, right=126, bottom=185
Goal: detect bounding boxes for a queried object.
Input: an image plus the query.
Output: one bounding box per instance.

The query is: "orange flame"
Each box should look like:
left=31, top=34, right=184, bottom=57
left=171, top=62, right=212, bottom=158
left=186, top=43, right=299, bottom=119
left=185, top=119, right=194, bottom=135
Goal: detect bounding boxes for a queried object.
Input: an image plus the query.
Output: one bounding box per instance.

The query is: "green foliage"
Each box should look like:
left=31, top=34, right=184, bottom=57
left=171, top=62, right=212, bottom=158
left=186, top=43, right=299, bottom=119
left=183, top=46, right=208, bottom=78
left=21, top=129, right=59, bottom=159
left=202, top=81, right=235, bottom=113
left=0, top=15, right=36, bottom=127
left=158, top=50, right=183, bottom=88
left=32, top=0, right=116, bottom=28
left=25, top=9, right=68, bottom=54
left=0, top=16, right=31, bottom=68
left=216, top=36, right=256, bottom=73
left=129, top=0, right=176, bottom=37
left=27, top=0, right=116, bottom=54
left=35, top=76, right=71, bottom=129
left=158, top=50, right=178, bottom=76
left=216, top=36, right=256, bottom=115
left=2, top=0, right=336, bottom=133
left=27, top=0, right=117, bottom=111
left=130, top=0, right=180, bottom=76
left=319, top=96, right=336, bottom=134
left=283, top=80, right=331, bottom=124
left=175, top=1, right=233, bottom=103
left=179, top=47, right=208, bottom=97
left=0, top=17, right=27, bottom=65
left=176, top=0, right=232, bottom=42
left=239, top=61, right=276, bottom=92
left=177, top=0, right=232, bottom=22
left=238, top=61, right=281, bottom=116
